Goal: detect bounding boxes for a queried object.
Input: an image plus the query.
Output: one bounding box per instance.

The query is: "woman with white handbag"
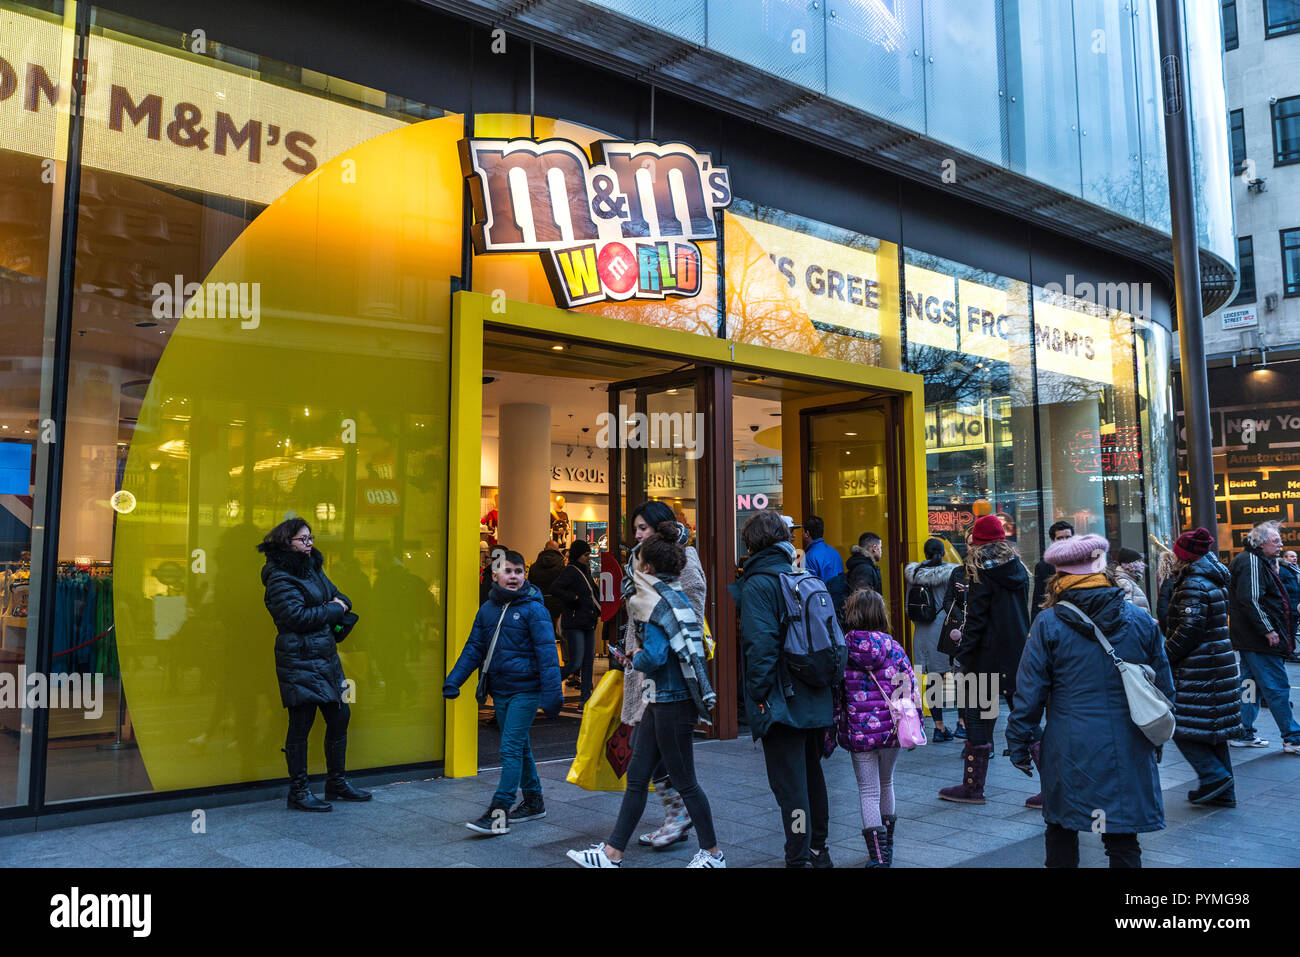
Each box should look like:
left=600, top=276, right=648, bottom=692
left=1006, top=534, right=1176, bottom=868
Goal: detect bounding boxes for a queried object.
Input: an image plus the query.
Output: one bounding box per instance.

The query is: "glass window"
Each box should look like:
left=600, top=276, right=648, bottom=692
left=1233, top=236, right=1256, bottom=303
left=924, top=0, right=1006, bottom=164
left=1272, top=96, right=1300, bottom=165
left=1034, top=286, right=1147, bottom=573
left=1074, top=0, right=1144, bottom=219
left=706, top=0, right=826, bottom=92
left=42, top=8, right=455, bottom=802
left=723, top=200, right=902, bottom=368
left=904, top=248, right=1040, bottom=571
left=1133, top=0, right=1171, bottom=232
left=1230, top=109, right=1247, bottom=173
left=826, top=0, right=925, bottom=134
left=1002, top=0, right=1083, bottom=195
left=1223, top=0, right=1239, bottom=49
left=0, top=0, right=71, bottom=809
left=1265, top=0, right=1300, bottom=37
left=1136, top=319, right=1175, bottom=594
left=1283, top=228, right=1300, bottom=296
left=1184, top=0, right=1236, bottom=263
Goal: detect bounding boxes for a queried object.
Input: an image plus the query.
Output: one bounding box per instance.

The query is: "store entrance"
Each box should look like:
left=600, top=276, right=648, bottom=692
left=464, top=310, right=920, bottom=764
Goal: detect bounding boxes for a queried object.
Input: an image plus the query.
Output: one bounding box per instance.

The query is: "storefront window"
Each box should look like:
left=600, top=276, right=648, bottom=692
left=904, top=248, right=1040, bottom=571
left=42, top=7, right=458, bottom=801
left=0, top=0, right=72, bottom=808
left=724, top=200, right=902, bottom=367
left=1033, top=285, right=1149, bottom=588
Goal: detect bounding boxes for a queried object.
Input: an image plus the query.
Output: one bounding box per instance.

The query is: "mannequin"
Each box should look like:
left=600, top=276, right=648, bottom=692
left=550, top=494, right=571, bottom=547
left=481, top=491, right=499, bottom=547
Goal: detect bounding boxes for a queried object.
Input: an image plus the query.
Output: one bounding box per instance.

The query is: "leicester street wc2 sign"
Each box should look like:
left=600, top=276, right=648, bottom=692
left=460, top=138, right=732, bottom=307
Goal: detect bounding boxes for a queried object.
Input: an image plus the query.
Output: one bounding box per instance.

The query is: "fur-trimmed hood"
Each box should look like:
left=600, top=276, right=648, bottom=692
left=258, top=542, right=325, bottom=582
left=905, top=560, right=957, bottom=589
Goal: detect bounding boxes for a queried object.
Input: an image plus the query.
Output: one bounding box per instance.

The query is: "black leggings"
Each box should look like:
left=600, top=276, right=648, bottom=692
left=962, top=687, right=1014, bottom=748
left=607, top=699, right=716, bottom=853
left=1045, top=821, right=1141, bottom=868
left=286, top=701, right=350, bottom=748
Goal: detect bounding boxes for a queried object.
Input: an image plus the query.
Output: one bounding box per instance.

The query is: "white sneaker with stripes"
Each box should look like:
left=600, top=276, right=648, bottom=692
left=687, top=848, right=726, bottom=868
left=566, top=843, right=621, bottom=868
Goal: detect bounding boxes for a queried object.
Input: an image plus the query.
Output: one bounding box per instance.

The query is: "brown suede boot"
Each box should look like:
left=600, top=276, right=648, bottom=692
left=938, top=743, right=992, bottom=804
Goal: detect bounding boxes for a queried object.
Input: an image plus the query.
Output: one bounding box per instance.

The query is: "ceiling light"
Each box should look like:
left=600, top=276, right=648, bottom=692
left=666, top=388, right=678, bottom=395
left=552, top=344, right=564, bottom=351
left=844, top=431, right=858, bottom=436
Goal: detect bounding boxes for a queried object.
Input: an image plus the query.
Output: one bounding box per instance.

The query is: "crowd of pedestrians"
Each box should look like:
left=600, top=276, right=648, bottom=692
left=261, top=504, right=1299, bottom=868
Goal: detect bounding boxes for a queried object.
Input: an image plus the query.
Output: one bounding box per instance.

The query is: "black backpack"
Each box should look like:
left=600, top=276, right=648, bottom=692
left=757, top=570, right=847, bottom=689
left=905, top=581, right=939, bottom=623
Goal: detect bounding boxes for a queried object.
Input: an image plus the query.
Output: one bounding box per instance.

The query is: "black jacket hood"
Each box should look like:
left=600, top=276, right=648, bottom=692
left=976, top=555, right=1029, bottom=591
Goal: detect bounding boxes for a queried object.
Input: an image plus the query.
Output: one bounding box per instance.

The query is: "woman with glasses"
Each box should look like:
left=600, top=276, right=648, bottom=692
left=258, top=518, right=371, bottom=811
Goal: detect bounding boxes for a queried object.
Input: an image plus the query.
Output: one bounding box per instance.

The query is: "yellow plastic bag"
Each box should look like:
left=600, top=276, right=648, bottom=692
left=702, top=617, right=715, bottom=660
left=566, top=669, right=632, bottom=792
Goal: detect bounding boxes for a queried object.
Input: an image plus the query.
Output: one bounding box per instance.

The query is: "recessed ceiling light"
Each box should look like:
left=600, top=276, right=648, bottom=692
left=552, top=344, right=564, bottom=351
left=844, top=431, right=858, bottom=436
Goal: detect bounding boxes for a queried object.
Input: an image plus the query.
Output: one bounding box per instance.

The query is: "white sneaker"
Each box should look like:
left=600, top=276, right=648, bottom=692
left=1283, top=741, right=1300, bottom=755
left=686, top=848, right=726, bottom=868
left=1229, top=735, right=1269, bottom=748
left=566, top=843, right=621, bottom=868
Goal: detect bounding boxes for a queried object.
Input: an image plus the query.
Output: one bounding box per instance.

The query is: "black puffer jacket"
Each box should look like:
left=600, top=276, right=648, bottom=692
left=1160, top=554, right=1242, bottom=744
left=954, top=544, right=1030, bottom=697
left=259, top=545, right=351, bottom=708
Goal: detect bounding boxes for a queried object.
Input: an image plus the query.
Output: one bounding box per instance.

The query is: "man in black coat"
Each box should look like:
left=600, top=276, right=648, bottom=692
left=1162, top=527, right=1242, bottom=805
left=1228, top=521, right=1300, bottom=753
left=1031, top=521, right=1074, bottom=621
left=845, top=531, right=884, bottom=595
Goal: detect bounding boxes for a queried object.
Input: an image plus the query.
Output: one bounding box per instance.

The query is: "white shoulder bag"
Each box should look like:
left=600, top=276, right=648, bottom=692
left=1056, top=600, right=1175, bottom=746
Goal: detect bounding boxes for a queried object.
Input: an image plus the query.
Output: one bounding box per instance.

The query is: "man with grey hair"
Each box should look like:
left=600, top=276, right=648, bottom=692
left=1228, top=521, right=1300, bottom=753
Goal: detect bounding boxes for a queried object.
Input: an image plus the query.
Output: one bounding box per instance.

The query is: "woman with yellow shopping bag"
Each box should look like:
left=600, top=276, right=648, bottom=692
left=567, top=501, right=708, bottom=849
left=565, top=522, right=724, bottom=867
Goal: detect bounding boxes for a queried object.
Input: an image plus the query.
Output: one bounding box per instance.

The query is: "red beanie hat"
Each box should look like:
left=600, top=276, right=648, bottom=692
left=970, top=515, right=1007, bottom=544
left=1173, top=527, right=1214, bottom=562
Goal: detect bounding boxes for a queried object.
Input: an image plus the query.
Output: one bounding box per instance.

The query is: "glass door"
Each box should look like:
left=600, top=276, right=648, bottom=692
left=802, top=399, right=905, bottom=635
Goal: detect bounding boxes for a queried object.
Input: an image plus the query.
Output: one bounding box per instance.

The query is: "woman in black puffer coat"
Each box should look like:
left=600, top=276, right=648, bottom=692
left=259, top=518, right=370, bottom=812
left=1159, top=527, right=1242, bottom=807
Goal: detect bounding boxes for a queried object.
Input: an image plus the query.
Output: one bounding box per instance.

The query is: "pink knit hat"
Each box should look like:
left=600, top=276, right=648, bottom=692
left=1043, top=533, right=1109, bottom=574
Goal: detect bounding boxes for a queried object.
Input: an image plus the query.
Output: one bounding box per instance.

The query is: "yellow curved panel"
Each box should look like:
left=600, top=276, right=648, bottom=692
left=113, top=115, right=463, bottom=790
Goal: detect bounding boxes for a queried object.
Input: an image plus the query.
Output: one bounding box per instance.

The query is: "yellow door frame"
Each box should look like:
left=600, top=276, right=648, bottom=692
left=444, top=290, right=928, bottom=777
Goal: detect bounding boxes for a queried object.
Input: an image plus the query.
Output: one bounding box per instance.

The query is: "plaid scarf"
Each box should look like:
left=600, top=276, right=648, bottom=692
left=630, top=568, right=716, bottom=723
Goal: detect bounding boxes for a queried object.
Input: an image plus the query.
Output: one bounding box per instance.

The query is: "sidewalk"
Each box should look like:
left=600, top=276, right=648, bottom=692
left=4, top=698, right=1300, bottom=868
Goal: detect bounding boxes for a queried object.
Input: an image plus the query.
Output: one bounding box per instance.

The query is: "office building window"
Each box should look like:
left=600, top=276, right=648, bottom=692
left=1223, top=1, right=1239, bottom=48
left=1265, top=0, right=1300, bottom=38
left=1273, top=96, right=1300, bottom=165
left=1234, top=237, right=1256, bottom=304
left=1230, top=110, right=1247, bottom=173
left=1283, top=229, right=1300, bottom=297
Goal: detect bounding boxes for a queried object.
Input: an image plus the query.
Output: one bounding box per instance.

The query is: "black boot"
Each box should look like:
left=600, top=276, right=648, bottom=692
left=284, top=743, right=331, bottom=812
left=882, top=814, right=896, bottom=866
left=324, top=735, right=372, bottom=802
left=862, top=826, right=889, bottom=867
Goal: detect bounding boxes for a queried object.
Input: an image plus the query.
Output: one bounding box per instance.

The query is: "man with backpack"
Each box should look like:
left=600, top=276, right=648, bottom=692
left=730, top=510, right=846, bottom=868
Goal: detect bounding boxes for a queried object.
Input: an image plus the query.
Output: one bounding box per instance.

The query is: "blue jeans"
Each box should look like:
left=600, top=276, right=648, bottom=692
left=492, top=691, right=541, bottom=806
left=562, top=628, right=596, bottom=699
left=1238, top=650, right=1300, bottom=744
left=1174, top=739, right=1234, bottom=789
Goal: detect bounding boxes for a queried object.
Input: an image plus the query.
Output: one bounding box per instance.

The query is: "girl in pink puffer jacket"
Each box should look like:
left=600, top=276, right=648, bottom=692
left=827, top=589, right=918, bottom=867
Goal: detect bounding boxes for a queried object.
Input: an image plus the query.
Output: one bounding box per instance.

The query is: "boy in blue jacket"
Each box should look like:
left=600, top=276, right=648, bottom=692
left=444, top=549, right=564, bottom=834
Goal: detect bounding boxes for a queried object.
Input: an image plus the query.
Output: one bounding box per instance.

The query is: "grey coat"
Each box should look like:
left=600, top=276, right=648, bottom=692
left=904, top=560, right=958, bottom=674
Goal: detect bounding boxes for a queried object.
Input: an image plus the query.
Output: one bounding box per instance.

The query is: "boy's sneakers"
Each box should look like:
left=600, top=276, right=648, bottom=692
left=566, top=843, right=621, bottom=868
left=687, top=848, right=727, bottom=868
left=466, top=802, right=512, bottom=835
left=509, top=793, right=546, bottom=823
left=1228, top=735, right=1269, bottom=748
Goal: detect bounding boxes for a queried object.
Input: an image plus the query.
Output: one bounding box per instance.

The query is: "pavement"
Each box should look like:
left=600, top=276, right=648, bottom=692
left=5, top=685, right=1300, bottom=868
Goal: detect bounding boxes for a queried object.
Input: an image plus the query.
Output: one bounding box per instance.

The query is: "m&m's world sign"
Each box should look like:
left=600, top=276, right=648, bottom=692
left=460, top=137, right=732, bottom=307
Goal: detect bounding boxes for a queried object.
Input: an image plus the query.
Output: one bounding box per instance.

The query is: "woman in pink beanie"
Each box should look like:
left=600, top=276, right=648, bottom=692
left=1006, top=533, right=1175, bottom=868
